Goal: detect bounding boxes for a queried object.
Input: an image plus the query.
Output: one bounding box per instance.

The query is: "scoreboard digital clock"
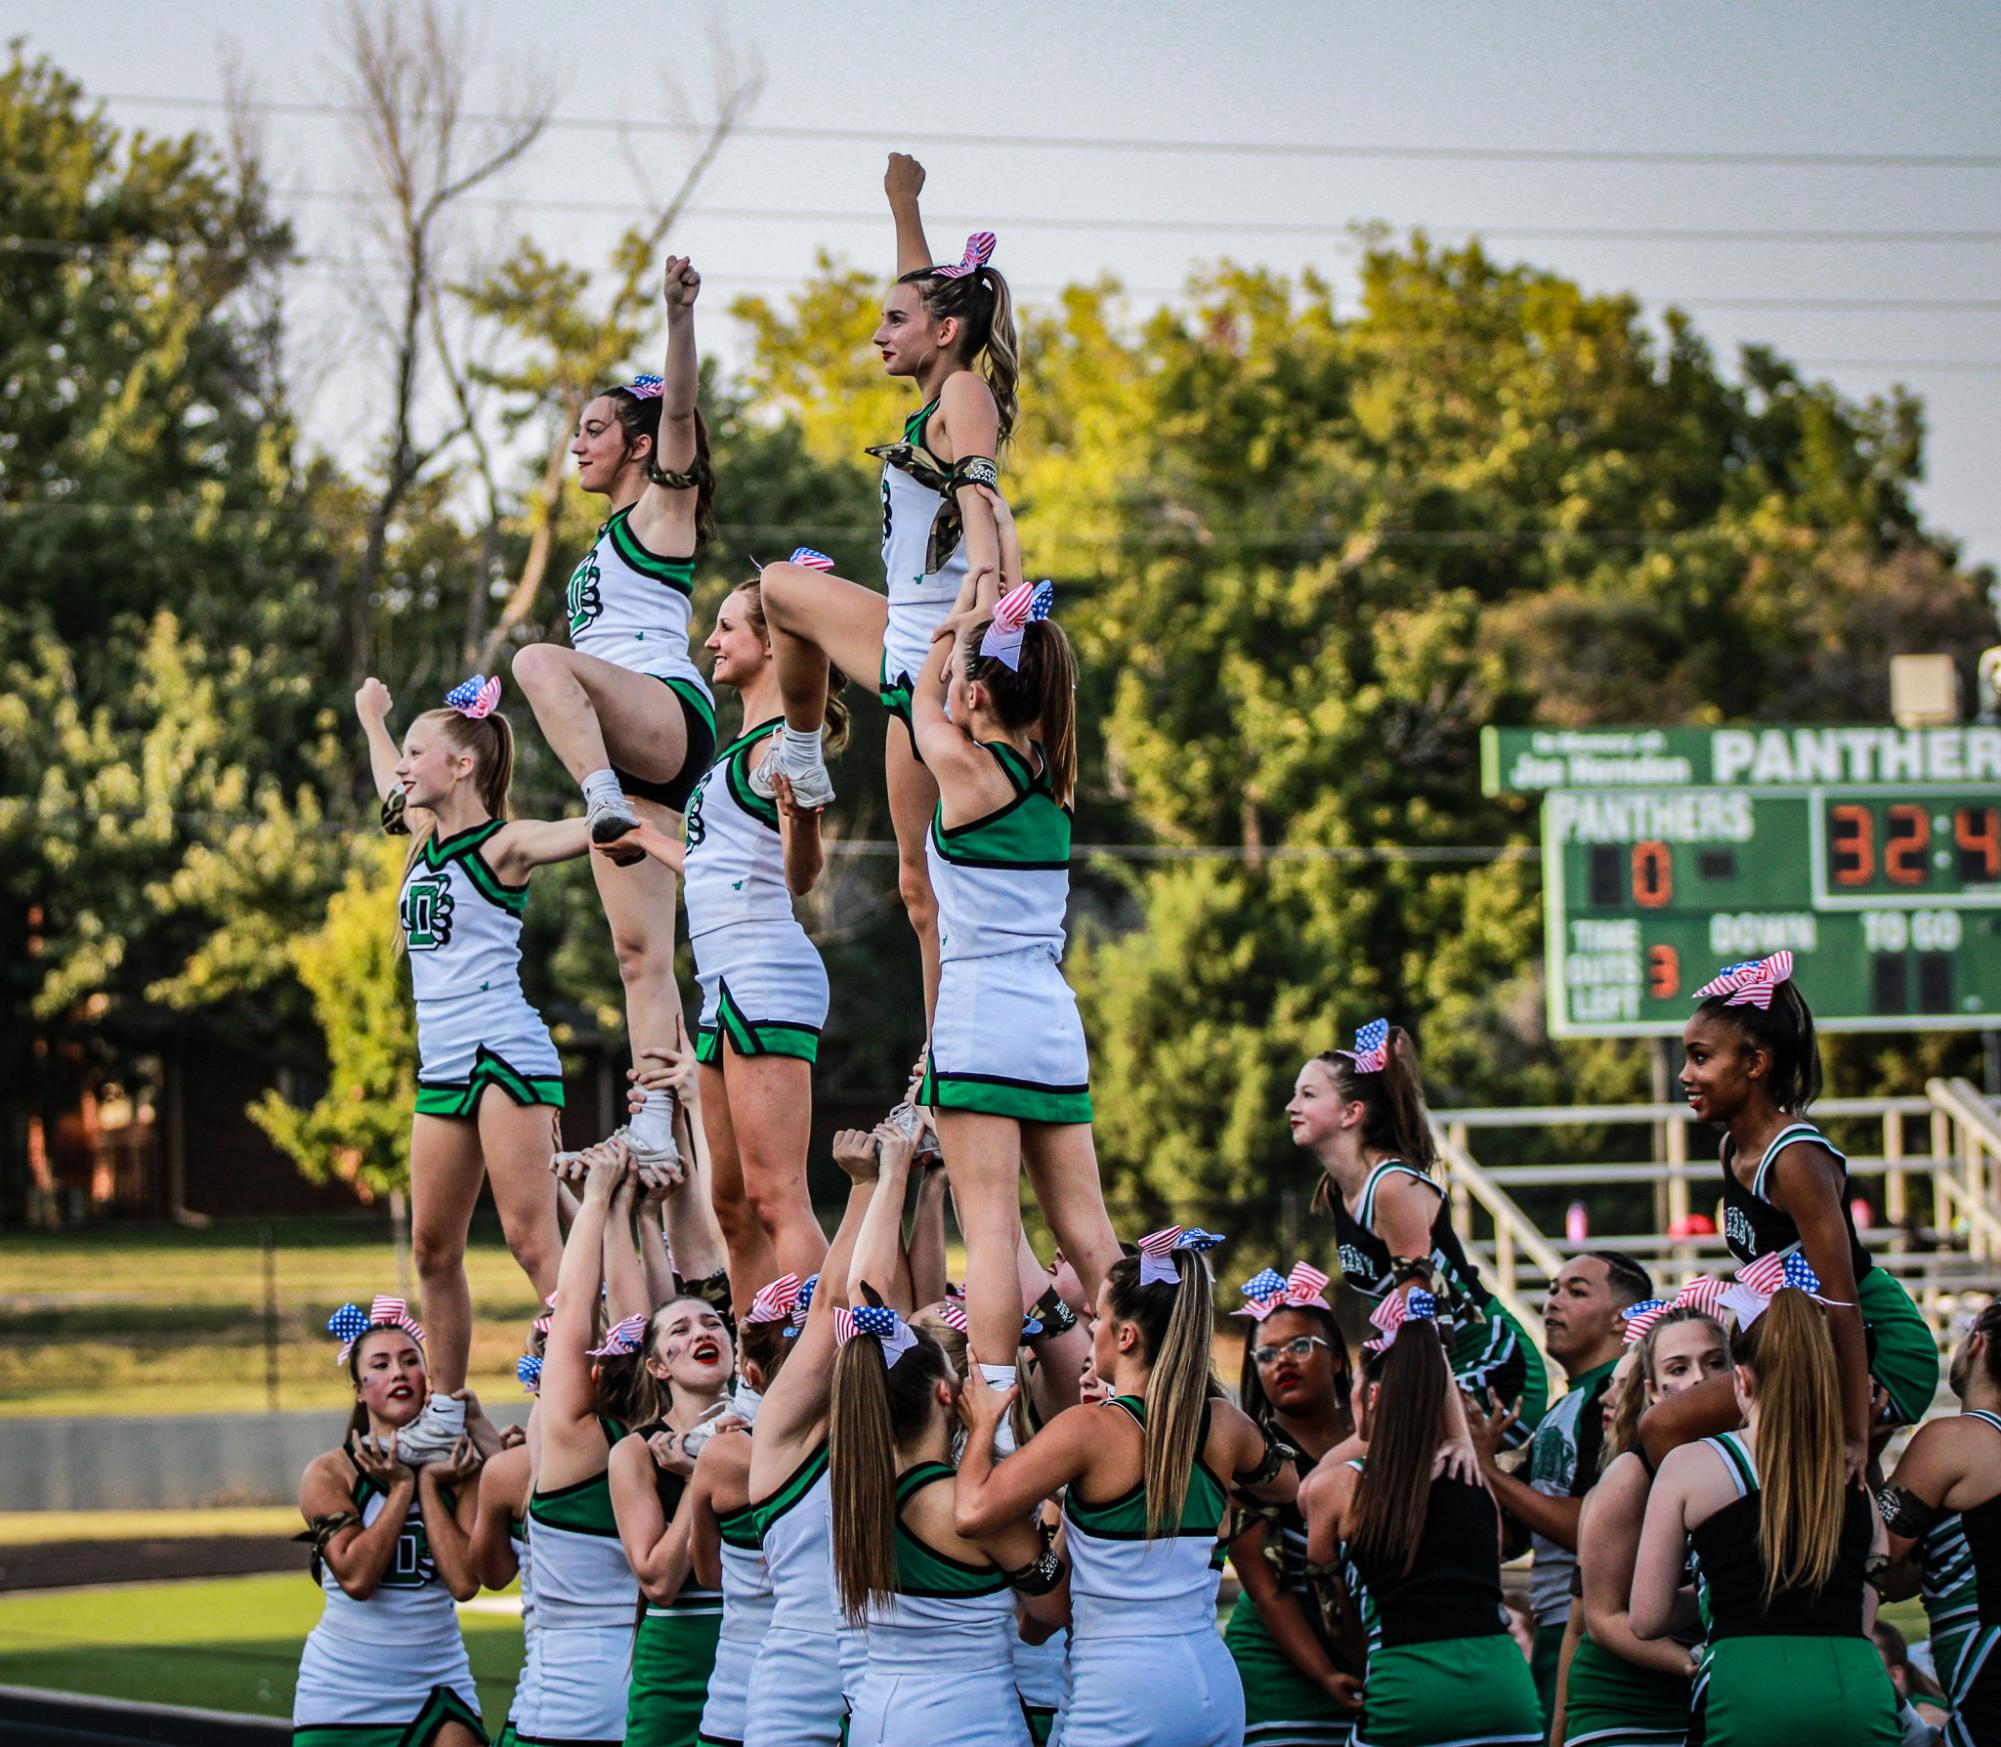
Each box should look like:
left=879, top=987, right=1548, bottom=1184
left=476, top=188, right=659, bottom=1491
left=1481, top=726, right=2001, bottom=1038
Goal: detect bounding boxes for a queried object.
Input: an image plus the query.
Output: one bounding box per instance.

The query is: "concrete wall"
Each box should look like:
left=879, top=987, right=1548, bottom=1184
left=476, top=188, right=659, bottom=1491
left=0, top=1406, right=529, bottom=1512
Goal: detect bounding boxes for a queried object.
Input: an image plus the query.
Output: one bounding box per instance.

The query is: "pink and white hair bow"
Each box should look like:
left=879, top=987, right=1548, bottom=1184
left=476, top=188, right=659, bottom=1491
left=1693, top=951, right=1794, bottom=1010
left=1340, top=1018, right=1390, bottom=1075
left=328, top=1294, right=425, bottom=1364
left=1234, top=1261, right=1334, bottom=1321
left=1727, top=1252, right=1838, bottom=1328
left=745, top=1274, right=802, bottom=1326
left=934, top=1300, right=970, bottom=1333
left=1621, top=1275, right=1729, bottom=1344
left=1365, top=1288, right=1437, bottom=1352
left=790, top=547, right=835, bottom=571
left=834, top=1304, right=918, bottom=1369
left=933, top=231, right=997, bottom=280
left=445, top=674, right=502, bottom=719
left=1138, top=1225, right=1226, bottom=1288
left=590, top=1313, right=649, bottom=1358
left=979, top=579, right=1054, bottom=672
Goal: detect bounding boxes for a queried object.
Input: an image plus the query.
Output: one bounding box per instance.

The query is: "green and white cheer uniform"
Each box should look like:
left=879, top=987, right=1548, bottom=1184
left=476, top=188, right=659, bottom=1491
left=682, top=719, right=827, bottom=1067
left=564, top=504, right=717, bottom=812
left=871, top=397, right=971, bottom=722
left=292, top=1450, right=484, bottom=1747
left=919, top=742, right=1091, bottom=1125
left=401, top=821, right=564, bottom=1119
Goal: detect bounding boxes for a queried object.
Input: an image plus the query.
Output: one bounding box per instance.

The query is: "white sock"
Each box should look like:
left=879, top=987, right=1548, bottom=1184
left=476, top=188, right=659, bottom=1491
left=731, top=1380, right=764, bottom=1423
left=779, top=724, right=824, bottom=765
left=426, top=1393, right=466, bottom=1433
left=626, top=1090, right=675, bottom=1154
left=581, top=768, right=624, bottom=810
left=979, top=1363, right=1019, bottom=1456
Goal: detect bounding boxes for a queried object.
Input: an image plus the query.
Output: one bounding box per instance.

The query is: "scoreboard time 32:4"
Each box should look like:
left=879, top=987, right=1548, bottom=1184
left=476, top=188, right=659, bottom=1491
left=1482, top=725, right=2001, bottom=1037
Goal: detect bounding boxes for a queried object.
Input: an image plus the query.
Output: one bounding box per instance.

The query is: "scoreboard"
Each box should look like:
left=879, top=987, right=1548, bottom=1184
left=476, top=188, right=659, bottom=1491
left=1481, top=726, right=2001, bottom=1037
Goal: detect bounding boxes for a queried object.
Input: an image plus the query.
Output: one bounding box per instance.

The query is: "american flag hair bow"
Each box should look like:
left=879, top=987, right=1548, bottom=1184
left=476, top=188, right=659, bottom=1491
left=1137, top=1225, right=1226, bottom=1288
left=1234, top=1261, right=1334, bottom=1321
left=790, top=547, right=835, bottom=571
left=932, top=230, right=997, bottom=280
left=590, top=1313, right=649, bottom=1357
left=329, top=1295, right=425, bottom=1364
left=1343, top=1019, right=1391, bottom=1075
left=517, top=1354, right=544, bottom=1393
left=979, top=579, right=1054, bottom=673
left=445, top=674, right=502, bottom=719
left=532, top=1314, right=553, bottom=1336
left=745, top=1274, right=802, bottom=1326
left=624, top=373, right=664, bottom=399
left=1693, top=951, right=1794, bottom=1010
left=834, top=1304, right=918, bottom=1368
left=792, top=1273, right=820, bottom=1329
left=1365, top=1288, right=1438, bottom=1351
left=1621, top=1275, right=1729, bottom=1344
left=935, top=1300, right=970, bottom=1333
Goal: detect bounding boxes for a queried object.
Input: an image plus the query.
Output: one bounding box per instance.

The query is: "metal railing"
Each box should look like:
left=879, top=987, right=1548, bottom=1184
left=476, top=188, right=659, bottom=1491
left=1928, top=1077, right=2001, bottom=1263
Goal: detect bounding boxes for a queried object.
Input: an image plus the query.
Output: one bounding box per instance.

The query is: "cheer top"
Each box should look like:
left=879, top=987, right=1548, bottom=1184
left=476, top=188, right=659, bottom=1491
left=1063, top=1397, right=1230, bottom=1639
left=752, top=1441, right=843, bottom=1635
left=871, top=397, right=971, bottom=615
left=1919, top=1410, right=2001, bottom=1642
left=564, top=503, right=714, bottom=700
left=681, top=719, right=794, bottom=939
left=631, top=1419, right=725, bottom=1625
left=716, top=1492, right=776, bottom=1646
left=927, top=742, right=1072, bottom=963
left=308, top=1449, right=463, bottom=1649
left=1719, top=1122, right=1872, bottom=1279
left=527, top=1417, right=639, bottom=1631
left=1690, top=1432, right=1875, bottom=1639
left=859, top=1463, right=1015, bottom=1655
left=1329, top=1161, right=1498, bottom=1311
left=399, top=821, right=531, bottom=1005
left=1340, top=1464, right=1511, bottom=1653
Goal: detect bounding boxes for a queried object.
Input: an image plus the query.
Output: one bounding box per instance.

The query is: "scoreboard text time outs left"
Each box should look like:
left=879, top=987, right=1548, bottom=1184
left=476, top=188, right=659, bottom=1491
left=1481, top=726, right=2001, bottom=1038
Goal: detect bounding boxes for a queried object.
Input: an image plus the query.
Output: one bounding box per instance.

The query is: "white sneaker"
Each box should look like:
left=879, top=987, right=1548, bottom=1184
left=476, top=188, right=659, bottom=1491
left=554, top=1121, right=682, bottom=1185
left=395, top=1395, right=466, bottom=1467
left=750, top=735, right=837, bottom=811
left=588, top=792, right=644, bottom=863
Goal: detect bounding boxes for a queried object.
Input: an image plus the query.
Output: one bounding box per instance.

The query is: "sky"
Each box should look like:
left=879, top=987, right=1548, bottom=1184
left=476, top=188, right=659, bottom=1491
left=12, top=0, right=2001, bottom=574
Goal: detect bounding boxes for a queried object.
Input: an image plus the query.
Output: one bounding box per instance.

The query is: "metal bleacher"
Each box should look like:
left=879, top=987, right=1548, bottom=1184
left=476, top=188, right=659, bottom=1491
left=1426, top=1077, right=2001, bottom=1370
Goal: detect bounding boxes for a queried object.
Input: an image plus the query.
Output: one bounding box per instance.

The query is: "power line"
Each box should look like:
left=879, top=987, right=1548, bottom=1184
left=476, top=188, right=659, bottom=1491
left=92, top=91, right=2001, bottom=170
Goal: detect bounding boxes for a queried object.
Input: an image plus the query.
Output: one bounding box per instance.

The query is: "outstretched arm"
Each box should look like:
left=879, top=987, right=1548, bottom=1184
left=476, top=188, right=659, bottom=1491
left=631, top=255, right=703, bottom=548
left=491, top=817, right=593, bottom=880
left=598, top=818, right=685, bottom=877
left=759, top=1141, right=877, bottom=1445
left=849, top=1125, right=916, bottom=1311
left=353, top=680, right=404, bottom=804
left=886, top=153, right=932, bottom=278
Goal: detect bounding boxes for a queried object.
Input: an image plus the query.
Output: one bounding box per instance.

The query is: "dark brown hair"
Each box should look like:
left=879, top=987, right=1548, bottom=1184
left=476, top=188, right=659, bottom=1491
left=961, top=618, right=1077, bottom=809
left=1695, top=978, right=1821, bottom=1113
left=601, top=389, right=717, bottom=551
left=1350, top=1318, right=1448, bottom=1578
left=1307, top=1026, right=1435, bottom=1215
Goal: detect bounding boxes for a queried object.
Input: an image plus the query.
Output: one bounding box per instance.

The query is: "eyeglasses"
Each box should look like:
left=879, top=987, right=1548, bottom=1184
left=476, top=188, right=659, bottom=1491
left=1251, top=1334, right=1332, bottom=1367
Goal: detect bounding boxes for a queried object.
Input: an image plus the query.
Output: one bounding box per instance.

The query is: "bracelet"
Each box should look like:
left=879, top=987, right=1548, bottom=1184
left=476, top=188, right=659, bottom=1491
left=1877, top=1481, right=1941, bottom=1540
left=1005, top=1544, right=1066, bottom=1596
left=948, top=455, right=998, bottom=491
left=1030, top=1284, right=1078, bottom=1337
left=647, top=455, right=712, bottom=491
left=380, top=789, right=411, bottom=836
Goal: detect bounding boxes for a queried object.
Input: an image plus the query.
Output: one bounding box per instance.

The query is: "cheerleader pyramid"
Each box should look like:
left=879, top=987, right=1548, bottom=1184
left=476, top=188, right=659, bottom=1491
left=295, top=156, right=1990, bottom=1747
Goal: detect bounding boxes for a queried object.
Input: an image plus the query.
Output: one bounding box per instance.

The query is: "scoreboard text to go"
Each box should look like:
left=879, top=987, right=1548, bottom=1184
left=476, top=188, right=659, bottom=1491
left=1544, top=786, right=2001, bottom=1035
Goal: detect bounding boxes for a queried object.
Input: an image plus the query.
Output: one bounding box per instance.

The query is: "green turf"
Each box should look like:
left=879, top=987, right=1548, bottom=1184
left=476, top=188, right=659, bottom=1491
left=0, top=1572, right=523, bottom=1722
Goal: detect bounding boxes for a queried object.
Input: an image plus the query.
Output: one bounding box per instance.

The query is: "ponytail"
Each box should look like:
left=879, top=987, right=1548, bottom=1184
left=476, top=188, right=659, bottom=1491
left=899, top=263, right=1019, bottom=445
left=1307, top=1026, right=1435, bottom=1215
left=735, top=579, right=851, bottom=755
left=1698, top=978, right=1820, bottom=1112
left=963, top=619, right=1077, bottom=808
left=828, top=1321, right=955, bottom=1623
left=1733, top=1289, right=1843, bottom=1605
left=1105, top=1249, right=1218, bottom=1539
left=602, top=389, right=717, bottom=550
left=395, top=706, right=516, bottom=951
left=1349, top=1319, right=1449, bottom=1578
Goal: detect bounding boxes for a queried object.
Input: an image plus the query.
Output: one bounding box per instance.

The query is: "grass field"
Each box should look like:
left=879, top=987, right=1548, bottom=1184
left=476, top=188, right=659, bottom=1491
left=0, top=1573, right=524, bottom=1722
left=1, top=1216, right=545, bottom=1418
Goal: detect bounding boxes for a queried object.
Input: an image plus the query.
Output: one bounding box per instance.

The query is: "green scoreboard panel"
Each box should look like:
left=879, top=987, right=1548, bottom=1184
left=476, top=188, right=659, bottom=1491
left=1481, top=726, right=2001, bottom=1037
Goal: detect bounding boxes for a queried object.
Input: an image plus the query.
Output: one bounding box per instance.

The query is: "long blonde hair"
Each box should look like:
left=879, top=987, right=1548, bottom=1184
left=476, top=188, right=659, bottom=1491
left=1103, top=1249, right=1218, bottom=1538
left=1735, top=1289, right=1845, bottom=1605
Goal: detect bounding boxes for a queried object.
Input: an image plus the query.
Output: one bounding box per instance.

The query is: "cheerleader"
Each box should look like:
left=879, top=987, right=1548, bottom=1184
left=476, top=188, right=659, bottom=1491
left=472, top=1438, right=542, bottom=1747
left=830, top=1303, right=1065, bottom=1747
left=1303, top=1300, right=1544, bottom=1747
left=513, top=254, right=717, bottom=1175
left=1631, top=1280, right=1901, bottom=1745
left=1290, top=1021, right=1548, bottom=1442
left=1682, top=951, right=1939, bottom=1471
left=1562, top=1304, right=1728, bottom=1747
left=741, top=1129, right=886, bottom=1747
left=686, top=1275, right=805, bottom=1747
left=354, top=674, right=585, bottom=1463
left=955, top=1230, right=1298, bottom=1747
left=515, top=1140, right=657, bottom=1747
left=293, top=1299, right=488, bottom=1747
left=1881, top=1294, right=2001, bottom=1745
left=908, top=499, right=1119, bottom=1414
left=1227, top=1263, right=1364, bottom=1747
left=752, top=155, right=1016, bottom=1027
left=613, top=1296, right=737, bottom=1747
left=599, top=570, right=847, bottom=1290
